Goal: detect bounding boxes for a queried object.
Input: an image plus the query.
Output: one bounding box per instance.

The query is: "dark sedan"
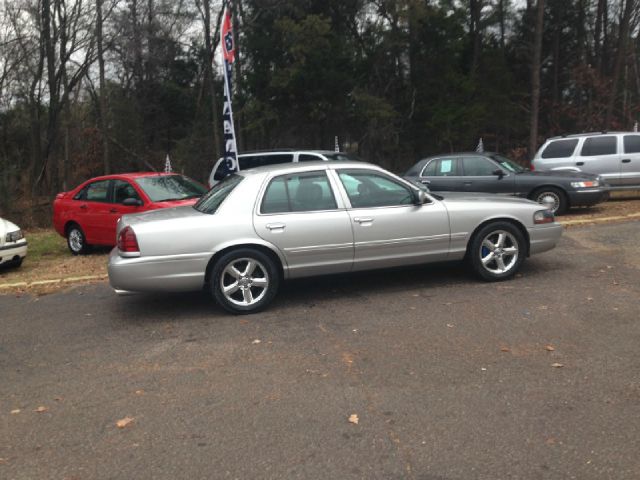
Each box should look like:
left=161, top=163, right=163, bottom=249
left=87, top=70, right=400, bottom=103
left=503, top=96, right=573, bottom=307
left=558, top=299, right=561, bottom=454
left=404, top=152, right=610, bottom=214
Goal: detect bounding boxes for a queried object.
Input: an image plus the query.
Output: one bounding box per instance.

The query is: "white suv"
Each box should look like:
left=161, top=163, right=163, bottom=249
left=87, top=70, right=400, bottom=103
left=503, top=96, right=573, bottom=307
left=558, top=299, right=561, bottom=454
left=532, top=132, right=640, bottom=190
left=208, top=150, right=360, bottom=188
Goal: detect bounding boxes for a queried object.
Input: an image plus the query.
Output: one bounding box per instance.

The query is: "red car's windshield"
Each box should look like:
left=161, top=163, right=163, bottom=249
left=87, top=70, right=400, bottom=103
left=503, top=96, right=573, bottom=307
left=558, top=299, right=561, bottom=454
left=135, top=175, right=206, bottom=202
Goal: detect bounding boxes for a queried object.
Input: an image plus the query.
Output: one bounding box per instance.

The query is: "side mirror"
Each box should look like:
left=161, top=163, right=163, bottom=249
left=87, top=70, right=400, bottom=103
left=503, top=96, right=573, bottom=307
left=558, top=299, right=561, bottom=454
left=414, top=190, right=429, bottom=205
left=122, top=198, right=142, bottom=206
left=492, top=169, right=505, bottom=179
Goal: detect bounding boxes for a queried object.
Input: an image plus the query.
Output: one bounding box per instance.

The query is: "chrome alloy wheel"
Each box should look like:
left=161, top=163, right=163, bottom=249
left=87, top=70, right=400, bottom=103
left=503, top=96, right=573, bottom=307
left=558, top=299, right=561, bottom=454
left=69, top=228, right=84, bottom=253
left=219, top=257, right=270, bottom=307
left=536, top=191, right=560, bottom=213
left=479, top=230, right=519, bottom=275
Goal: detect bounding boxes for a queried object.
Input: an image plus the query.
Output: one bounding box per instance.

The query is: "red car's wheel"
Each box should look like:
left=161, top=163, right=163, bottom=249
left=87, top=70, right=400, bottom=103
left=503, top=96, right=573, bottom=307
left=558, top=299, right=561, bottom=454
left=66, top=224, right=90, bottom=255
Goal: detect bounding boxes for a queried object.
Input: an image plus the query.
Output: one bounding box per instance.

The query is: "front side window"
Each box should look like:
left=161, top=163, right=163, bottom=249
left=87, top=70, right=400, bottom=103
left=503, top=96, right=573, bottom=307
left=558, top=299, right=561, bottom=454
left=338, top=170, right=414, bottom=208
left=194, top=174, right=243, bottom=214
left=581, top=136, right=617, bottom=156
left=112, top=180, right=142, bottom=204
left=623, top=135, right=640, bottom=154
left=261, top=172, right=337, bottom=214
left=75, top=180, right=110, bottom=202
left=541, top=139, right=579, bottom=158
left=461, top=156, right=497, bottom=176
left=135, top=175, right=206, bottom=202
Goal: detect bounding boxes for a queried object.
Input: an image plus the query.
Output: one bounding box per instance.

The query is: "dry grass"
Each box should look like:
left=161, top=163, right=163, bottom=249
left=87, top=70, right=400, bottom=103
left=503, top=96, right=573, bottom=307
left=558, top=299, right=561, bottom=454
left=0, top=229, right=109, bottom=295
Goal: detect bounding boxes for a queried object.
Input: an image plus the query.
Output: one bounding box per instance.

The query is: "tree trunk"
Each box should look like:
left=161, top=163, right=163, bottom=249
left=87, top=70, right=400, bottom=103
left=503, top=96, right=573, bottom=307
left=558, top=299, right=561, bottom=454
left=528, top=0, right=545, bottom=162
left=202, top=0, right=222, bottom=159
left=605, top=0, right=635, bottom=128
left=97, top=0, right=110, bottom=174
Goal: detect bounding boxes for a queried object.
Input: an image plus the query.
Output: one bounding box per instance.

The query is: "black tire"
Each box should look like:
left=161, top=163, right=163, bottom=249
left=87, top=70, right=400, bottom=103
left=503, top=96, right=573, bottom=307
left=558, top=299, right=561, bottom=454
left=531, top=187, right=568, bottom=215
left=469, top=222, right=526, bottom=281
left=210, top=248, right=280, bottom=314
left=66, top=224, right=89, bottom=255
left=12, top=257, right=23, bottom=268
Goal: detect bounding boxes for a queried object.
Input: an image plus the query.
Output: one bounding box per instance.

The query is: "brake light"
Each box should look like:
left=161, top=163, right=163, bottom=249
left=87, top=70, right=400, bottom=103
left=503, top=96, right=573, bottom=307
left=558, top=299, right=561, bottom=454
left=530, top=163, right=535, bottom=171
left=117, top=226, right=139, bottom=253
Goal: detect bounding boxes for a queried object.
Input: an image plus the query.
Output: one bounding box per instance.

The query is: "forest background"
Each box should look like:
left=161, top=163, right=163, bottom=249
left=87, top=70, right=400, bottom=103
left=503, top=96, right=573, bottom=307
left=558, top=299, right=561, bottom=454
left=0, top=0, right=639, bottom=225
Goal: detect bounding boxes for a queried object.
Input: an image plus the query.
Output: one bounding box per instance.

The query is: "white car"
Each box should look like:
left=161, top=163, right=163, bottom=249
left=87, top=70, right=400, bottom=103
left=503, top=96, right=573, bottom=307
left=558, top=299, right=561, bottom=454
left=0, top=217, right=27, bottom=268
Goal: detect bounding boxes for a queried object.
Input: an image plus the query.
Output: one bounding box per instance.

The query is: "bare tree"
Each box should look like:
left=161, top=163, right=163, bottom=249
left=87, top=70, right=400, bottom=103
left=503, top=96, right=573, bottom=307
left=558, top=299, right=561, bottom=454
left=528, top=0, right=544, bottom=161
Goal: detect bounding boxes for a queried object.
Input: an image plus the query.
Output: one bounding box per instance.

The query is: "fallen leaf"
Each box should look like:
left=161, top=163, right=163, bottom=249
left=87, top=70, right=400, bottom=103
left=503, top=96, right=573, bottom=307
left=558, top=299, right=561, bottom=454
left=587, top=297, right=593, bottom=301
left=135, top=390, right=144, bottom=395
left=0, top=458, right=7, bottom=465
left=446, top=324, right=454, bottom=328
left=500, top=347, right=511, bottom=352
left=34, top=406, right=48, bottom=413
left=348, top=414, right=359, bottom=425
left=116, top=417, right=135, bottom=429
left=481, top=367, right=487, bottom=371
left=545, top=437, right=556, bottom=445
left=10, top=409, right=21, bottom=415
left=545, top=345, right=555, bottom=352
left=54, top=397, right=63, bottom=402
left=551, top=363, right=564, bottom=368
left=252, top=339, right=261, bottom=345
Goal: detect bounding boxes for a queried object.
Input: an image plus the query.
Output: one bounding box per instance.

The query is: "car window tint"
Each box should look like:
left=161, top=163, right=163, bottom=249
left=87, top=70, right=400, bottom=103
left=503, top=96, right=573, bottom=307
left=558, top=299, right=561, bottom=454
left=261, top=172, right=337, bottom=214
left=435, top=158, right=459, bottom=176
left=241, top=154, right=294, bottom=169
left=581, top=136, right=617, bottom=156
left=194, top=174, right=243, bottom=214
left=112, top=180, right=141, bottom=204
left=461, top=156, right=496, bottom=176
left=623, top=135, right=640, bottom=154
left=541, top=139, right=578, bottom=158
left=338, top=170, right=413, bottom=208
left=239, top=156, right=260, bottom=169
left=81, top=180, right=110, bottom=202
left=298, top=154, right=323, bottom=162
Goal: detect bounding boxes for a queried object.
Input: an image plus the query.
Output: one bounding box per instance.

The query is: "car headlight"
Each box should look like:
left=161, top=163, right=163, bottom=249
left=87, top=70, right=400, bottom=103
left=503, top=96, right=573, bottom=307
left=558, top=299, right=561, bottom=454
left=571, top=180, right=599, bottom=188
left=6, top=229, right=24, bottom=243
left=533, top=209, right=554, bottom=224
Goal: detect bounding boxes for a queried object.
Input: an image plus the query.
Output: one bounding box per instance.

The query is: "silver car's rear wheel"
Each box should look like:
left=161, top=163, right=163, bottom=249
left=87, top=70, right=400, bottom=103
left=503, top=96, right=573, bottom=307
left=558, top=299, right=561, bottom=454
left=211, top=249, right=280, bottom=314
left=469, top=222, right=526, bottom=281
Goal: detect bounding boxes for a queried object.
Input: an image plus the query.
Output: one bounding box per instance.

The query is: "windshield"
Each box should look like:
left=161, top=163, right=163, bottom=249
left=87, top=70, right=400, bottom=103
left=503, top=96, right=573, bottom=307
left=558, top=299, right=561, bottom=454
left=323, top=152, right=362, bottom=162
left=194, top=174, right=243, bottom=214
left=136, top=175, right=207, bottom=202
left=489, top=154, right=526, bottom=173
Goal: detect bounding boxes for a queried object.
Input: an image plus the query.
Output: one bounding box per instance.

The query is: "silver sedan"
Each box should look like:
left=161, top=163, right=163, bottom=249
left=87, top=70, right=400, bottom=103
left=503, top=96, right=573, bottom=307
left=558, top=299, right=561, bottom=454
left=108, top=161, right=562, bottom=314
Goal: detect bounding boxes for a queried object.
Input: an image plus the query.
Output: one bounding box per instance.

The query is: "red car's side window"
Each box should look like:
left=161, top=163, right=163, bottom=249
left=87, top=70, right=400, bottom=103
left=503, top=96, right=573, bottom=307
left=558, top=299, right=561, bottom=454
left=74, top=180, right=110, bottom=202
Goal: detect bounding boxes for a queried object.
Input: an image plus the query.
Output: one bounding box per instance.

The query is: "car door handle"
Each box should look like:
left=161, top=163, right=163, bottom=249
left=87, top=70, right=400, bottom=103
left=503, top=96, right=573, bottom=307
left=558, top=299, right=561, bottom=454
left=576, top=161, right=584, bottom=166
left=420, top=179, right=431, bottom=185
left=622, top=158, right=631, bottom=163
left=79, top=204, right=88, bottom=210
left=265, top=223, right=285, bottom=231
left=110, top=208, right=119, bottom=213
left=463, top=181, right=473, bottom=185
left=354, top=217, right=373, bottom=224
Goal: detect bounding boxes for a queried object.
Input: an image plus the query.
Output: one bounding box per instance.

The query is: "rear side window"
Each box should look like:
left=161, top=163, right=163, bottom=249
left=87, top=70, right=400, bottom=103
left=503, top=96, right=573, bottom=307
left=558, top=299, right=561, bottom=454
left=298, top=154, right=324, bottom=162
left=423, top=158, right=460, bottom=176
left=623, top=135, right=640, bottom=153
left=541, top=139, right=579, bottom=158
left=261, top=172, right=337, bottom=214
left=581, top=136, right=617, bottom=156
left=75, top=180, right=110, bottom=202
left=240, top=154, right=294, bottom=169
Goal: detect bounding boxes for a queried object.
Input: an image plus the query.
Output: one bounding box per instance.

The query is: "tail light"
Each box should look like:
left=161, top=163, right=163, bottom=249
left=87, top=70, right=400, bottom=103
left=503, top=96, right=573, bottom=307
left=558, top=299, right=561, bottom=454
left=529, top=164, right=535, bottom=171
left=117, top=226, right=140, bottom=255
left=533, top=209, right=554, bottom=224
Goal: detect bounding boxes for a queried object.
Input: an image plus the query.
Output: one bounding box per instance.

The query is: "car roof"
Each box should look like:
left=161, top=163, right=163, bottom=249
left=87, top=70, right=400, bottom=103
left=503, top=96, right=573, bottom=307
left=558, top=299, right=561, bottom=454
left=82, top=172, right=184, bottom=182
left=546, top=131, right=634, bottom=141
left=237, top=149, right=341, bottom=156
left=420, top=152, right=499, bottom=160
left=236, top=160, right=370, bottom=176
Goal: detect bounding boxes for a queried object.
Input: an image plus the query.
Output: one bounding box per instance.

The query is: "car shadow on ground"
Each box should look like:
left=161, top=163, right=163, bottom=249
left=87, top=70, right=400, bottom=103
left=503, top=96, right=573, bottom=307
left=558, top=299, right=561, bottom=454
left=114, top=258, right=558, bottom=322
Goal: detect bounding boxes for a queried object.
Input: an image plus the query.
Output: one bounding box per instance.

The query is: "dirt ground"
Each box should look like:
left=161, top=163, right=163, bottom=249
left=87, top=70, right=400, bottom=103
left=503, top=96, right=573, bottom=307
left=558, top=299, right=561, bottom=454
left=1, top=193, right=638, bottom=295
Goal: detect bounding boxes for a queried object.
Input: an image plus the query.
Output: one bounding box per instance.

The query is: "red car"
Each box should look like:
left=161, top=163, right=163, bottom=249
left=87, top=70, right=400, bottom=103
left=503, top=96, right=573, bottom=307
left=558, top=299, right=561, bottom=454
left=53, top=172, right=207, bottom=254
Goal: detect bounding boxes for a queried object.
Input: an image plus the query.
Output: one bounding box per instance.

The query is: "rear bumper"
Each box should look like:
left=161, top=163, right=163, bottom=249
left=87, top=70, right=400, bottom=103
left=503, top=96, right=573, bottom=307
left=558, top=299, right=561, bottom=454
left=567, top=187, right=610, bottom=207
left=108, top=248, right=210, bottom=293
left=527, top=223, right=563, bottom=256
left=0, top=241, right=28, bottom=265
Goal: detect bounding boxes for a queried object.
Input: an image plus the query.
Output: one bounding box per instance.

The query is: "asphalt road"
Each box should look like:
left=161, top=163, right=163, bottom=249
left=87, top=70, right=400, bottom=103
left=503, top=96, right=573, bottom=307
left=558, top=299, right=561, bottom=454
left=1, top=222, right=639, bottom=480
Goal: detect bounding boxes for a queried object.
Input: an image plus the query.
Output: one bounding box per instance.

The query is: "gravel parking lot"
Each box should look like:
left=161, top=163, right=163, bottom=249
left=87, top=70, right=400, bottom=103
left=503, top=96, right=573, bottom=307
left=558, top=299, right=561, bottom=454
left=1, top=221, right=639, bottom=479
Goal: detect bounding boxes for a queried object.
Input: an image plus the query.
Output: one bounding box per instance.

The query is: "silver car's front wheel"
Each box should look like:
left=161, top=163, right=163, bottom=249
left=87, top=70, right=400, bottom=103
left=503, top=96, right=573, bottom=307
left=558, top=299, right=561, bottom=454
left=211, top=249, right=280, bottom=314
left=469, top=222, right=526, bottom=281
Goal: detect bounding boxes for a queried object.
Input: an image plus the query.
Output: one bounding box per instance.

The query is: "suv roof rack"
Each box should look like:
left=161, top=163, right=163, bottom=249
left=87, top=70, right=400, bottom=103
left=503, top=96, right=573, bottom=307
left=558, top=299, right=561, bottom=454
left=547, top=131, right=630, bottom=140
